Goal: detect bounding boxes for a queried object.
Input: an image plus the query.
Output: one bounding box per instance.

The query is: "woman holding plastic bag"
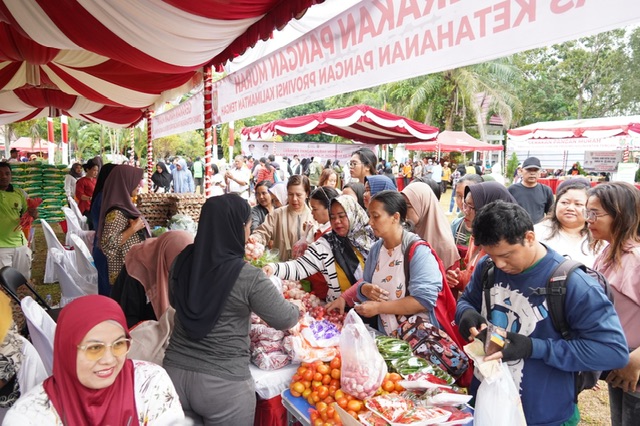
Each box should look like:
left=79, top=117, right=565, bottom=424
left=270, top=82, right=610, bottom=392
left=263, top=194, right=376, bottom=303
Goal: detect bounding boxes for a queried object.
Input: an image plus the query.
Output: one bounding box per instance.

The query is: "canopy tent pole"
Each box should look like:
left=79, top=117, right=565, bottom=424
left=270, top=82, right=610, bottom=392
left=145, top=110, right=153, bottom=190
left=47, top=117, right=55, bottom=165
left=61, top=116, right=69, bottom=165
left=203, top=66, right=213, bottom=198
left=129, top=127, right=135, bottom=166
left=228, top=121, right=235, bottom=163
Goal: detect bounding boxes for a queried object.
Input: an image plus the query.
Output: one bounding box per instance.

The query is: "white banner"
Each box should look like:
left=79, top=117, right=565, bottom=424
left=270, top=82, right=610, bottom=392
left=583, top=151, right=623, bottom=172
left=241, top=141, right=360, bottom=160
left=213, top=0, right=640, bottom=124
left=151, top=91, right=204, bottom=139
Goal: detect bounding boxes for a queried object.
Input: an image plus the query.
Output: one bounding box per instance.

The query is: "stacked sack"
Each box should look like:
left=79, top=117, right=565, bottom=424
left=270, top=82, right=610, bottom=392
left=10, top=162, right=66, bottom=223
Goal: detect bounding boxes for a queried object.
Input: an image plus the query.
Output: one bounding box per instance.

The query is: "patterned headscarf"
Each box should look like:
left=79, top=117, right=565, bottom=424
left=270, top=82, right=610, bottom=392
left=332, top=195, right=375, bottom=256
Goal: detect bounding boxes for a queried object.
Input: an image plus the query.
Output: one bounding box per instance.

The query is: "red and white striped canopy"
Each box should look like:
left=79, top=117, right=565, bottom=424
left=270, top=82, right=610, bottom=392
left=241, top=104, right=439, bottom=144
left=0, top=0, right=322, bottom=127
left=508, top=116, right=640, bottom=142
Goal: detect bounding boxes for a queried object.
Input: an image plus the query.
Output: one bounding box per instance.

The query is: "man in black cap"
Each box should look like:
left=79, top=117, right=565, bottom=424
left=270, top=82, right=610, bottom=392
left=507, top=156, right=554, bottom=223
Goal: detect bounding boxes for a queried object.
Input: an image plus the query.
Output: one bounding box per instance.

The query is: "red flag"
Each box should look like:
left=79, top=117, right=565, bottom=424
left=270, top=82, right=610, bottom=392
left=61, top=116, right=68, bottom=144
left=47, top=117, right=54, bottom=142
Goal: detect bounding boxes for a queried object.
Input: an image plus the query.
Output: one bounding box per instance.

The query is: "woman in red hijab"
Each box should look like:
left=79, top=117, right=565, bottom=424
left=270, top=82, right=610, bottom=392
left=5, top=295, right=184, bottom=425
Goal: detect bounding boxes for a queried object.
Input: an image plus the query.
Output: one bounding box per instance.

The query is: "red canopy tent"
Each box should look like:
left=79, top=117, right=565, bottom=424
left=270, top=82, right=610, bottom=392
left=241, top=104, right=439, bottom=144
left=405, top=131, right=503, bottom=153
left=0, top=0, right=323, bottom=127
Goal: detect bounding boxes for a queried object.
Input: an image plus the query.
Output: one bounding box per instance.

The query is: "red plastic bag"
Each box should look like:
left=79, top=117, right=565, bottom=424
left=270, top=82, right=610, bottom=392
left=14, top=198, right=42, bottom=231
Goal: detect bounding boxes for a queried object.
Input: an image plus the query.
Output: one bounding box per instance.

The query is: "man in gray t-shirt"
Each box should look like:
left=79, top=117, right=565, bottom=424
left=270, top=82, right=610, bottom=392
left=507, top=157, right=554, bottom=223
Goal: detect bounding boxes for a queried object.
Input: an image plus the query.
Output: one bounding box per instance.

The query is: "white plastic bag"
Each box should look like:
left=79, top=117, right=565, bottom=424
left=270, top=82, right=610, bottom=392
left=339, top=310, right=388, bottom=400
left=474, top=362, right=527, bottom=426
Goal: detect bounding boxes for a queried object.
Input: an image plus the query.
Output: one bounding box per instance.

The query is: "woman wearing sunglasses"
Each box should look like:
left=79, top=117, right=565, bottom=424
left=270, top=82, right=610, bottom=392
left=588, top=182, right=640, bottom=426
left=5, top=295, right=184, bottom=425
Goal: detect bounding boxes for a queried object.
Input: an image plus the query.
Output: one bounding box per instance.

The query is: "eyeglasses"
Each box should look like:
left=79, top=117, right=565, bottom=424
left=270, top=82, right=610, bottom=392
left=78, top=338, right=132, bottom=361
left=585, top=210, right=609, bottom=222
left=462, top=201, right=475, bottom=211
left=348, top=161, right=361, bottom=168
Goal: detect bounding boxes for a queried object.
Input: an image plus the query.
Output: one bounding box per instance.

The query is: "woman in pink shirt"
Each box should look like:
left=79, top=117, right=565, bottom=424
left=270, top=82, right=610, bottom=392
left=587, top=182, right=640, bottom=426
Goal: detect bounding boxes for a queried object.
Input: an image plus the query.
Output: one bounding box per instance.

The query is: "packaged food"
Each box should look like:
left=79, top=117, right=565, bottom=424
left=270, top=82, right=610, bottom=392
left=484, top=324, right=507, bottom=356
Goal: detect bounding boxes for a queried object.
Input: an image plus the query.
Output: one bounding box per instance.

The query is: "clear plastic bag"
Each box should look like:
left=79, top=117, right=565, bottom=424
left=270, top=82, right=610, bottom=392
left=474, top=362, right=527, bottom=426
left=339, top=310, right=388, bottom=400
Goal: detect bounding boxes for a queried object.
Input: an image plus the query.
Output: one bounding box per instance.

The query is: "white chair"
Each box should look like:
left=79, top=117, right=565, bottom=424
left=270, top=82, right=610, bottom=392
left=69, top=234, right=98, bottom=287
left=40, top=218, right=77, bottom=284
left=17, top=335, right=48, bottom=391
left=0, top=335, right=48, bottom=423
left=21, top=296, right=56, bottom=376
left=62, top=207, right=95, bottom=249
left=50, top=248, right=96, bottom=307
left=67, top=196, right=88, bottom=230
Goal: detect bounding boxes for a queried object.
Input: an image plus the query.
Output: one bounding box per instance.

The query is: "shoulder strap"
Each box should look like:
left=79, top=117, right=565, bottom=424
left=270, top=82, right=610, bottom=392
left=404, top=238, right=428, bottom=291
left=480, top=258, right=495, bottom=317
left=545, top=259, right=583, bottom=340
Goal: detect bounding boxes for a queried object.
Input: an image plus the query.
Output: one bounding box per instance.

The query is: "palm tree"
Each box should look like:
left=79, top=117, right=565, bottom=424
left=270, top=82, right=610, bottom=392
left=387, top=58, right=523, bottom=139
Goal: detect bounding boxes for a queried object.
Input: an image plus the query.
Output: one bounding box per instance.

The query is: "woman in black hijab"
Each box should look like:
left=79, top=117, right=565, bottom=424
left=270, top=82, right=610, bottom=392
left=163, top=194, right=299, bottom=426
left=89, top=163, right=117, bottom=296
left=151, top=161, right=172, bottom=193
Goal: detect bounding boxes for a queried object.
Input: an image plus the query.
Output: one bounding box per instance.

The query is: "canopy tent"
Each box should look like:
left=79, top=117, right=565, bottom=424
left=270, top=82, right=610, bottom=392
left=507, top=116, right=640, bottom=171
left=241, top=104, right=439, bottom=144
left=508, top=116, right=640, bottom=142
left=0, top=0, right=322, bottom=127
left=406, top=131, right=503, bottom=153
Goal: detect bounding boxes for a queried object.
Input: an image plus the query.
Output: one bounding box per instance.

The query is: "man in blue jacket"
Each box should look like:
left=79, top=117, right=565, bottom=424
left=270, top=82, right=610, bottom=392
left=456, top=201, right=628, bottom=426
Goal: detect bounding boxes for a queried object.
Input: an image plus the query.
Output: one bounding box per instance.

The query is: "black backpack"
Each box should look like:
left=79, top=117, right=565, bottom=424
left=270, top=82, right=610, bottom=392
left=481, top=258, right=613, bottom=400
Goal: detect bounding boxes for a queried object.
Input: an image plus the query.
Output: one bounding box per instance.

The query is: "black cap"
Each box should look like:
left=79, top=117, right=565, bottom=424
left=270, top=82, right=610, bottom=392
left=10, top=148, right=18, bottom=153
left=522, top=157, right=541, bottom=170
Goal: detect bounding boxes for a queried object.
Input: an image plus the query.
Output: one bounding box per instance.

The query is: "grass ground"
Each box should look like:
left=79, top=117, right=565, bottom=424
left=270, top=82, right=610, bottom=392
left=27, top=193, right=611, bottom=425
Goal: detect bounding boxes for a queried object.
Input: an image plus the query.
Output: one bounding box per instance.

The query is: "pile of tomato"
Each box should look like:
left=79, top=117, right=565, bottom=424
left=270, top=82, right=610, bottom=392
left=289, top=355, right=405, bottom=426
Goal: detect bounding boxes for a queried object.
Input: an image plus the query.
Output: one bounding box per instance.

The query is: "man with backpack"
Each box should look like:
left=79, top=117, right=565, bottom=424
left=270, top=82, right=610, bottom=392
left=456, top=201, right=628, bottom=426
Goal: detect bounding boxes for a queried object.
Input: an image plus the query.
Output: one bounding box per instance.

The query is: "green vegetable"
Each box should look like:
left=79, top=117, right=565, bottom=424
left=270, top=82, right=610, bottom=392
left=375, top=336, right=412, bottom=360
left=391, top=356, right=431, bottom=376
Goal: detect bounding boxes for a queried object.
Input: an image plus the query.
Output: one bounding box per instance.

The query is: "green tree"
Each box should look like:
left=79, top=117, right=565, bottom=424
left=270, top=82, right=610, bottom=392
left=514, top=28, right=638, bottom=124
left=387, top=58, right=523, bottom=139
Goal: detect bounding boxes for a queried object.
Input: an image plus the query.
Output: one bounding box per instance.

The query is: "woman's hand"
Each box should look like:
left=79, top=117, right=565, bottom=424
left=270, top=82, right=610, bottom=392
left=446, top=268, right=460, bottom=288
left=606, top=350, right=640, bottom=393
left=128, top=217, right=145, bottom=232
left=262, top=265, right=274, bottom=277
left=325, top=297, right=346, bottom=315
left=361, top=283, right=389, bottom=302
left=354, top=301, right=379, bottom=317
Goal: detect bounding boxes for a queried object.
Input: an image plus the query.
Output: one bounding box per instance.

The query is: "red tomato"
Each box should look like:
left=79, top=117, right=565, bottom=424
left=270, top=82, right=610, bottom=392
left=337, top=397, right=348, bottom=409
left=303, top=369, right=314, bottom=382
left=322, top=375, right=332, bottom=385
left=314, top=372, right=323, bottom=382
left=317, top=386, right=329, bottom=400
left=347, top=400, right=363, bottom=412
left=330, top=368, right=341, bottom=380
left=317, top=364, right=331, bottom=375
left=330, top=357, right=341, bottom=370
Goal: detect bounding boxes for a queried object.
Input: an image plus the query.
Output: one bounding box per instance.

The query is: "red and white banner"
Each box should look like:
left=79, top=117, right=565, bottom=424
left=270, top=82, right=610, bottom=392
left=213, top=0, right=640, bottom=124
left=241, top=141, right=360, bottom=160
left=151, top=91, right=204, bottom=139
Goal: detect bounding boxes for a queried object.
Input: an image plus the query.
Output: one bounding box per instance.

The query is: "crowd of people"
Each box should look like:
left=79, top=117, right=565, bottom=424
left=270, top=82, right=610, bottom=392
left=0, top=148, right=639, bottom=426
